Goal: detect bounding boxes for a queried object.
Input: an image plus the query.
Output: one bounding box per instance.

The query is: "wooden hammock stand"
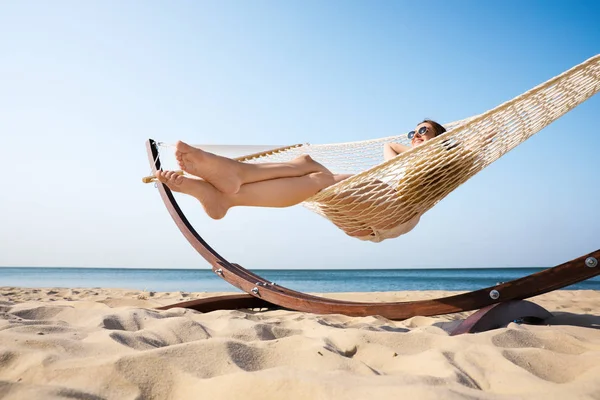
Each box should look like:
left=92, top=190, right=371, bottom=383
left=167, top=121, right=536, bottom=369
left=146, top=139, right=599, bottom=335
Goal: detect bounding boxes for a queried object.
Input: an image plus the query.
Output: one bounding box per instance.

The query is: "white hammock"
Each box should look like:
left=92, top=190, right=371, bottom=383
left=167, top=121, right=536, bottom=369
left=153, top=54, right=600, bottom=242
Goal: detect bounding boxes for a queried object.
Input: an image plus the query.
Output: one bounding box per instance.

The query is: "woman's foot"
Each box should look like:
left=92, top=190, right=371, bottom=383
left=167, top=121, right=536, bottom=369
left=155, top=170, right=230, bottom=220
left=175, top=141, right=242, bottom=195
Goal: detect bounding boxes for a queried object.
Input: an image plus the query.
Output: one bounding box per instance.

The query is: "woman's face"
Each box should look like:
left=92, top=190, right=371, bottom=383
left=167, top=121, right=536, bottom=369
left=410, top=122, right=436, bottom=147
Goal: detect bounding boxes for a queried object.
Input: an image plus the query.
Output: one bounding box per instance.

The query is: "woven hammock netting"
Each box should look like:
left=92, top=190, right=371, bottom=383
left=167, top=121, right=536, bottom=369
left=158, top=55, right=600, bottom=242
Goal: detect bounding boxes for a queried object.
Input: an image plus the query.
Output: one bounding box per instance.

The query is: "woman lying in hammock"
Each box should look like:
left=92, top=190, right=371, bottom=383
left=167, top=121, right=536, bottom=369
left=155, top=120, right=451, bottom=242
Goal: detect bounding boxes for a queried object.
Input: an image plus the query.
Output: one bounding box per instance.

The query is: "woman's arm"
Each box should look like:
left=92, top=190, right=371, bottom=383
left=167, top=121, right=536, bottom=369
left=383, top=142, right=411, bottom=161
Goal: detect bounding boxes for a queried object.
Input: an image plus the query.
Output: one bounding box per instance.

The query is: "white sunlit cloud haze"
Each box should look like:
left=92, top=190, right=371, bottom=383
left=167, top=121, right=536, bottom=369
left=0, top=1, right=598, bottom=270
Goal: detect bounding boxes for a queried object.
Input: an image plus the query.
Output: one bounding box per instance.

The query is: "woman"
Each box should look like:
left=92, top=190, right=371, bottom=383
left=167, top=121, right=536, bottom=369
left=155, top=120, right=447, bottom=240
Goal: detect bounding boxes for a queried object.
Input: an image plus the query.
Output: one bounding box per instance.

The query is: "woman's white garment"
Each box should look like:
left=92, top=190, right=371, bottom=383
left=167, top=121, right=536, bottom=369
left=356, top=213, right=421, bottom=243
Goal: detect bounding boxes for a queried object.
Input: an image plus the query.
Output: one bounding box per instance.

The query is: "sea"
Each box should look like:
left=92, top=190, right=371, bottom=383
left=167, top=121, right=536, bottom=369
left=1, top=267, right=600, bottom=293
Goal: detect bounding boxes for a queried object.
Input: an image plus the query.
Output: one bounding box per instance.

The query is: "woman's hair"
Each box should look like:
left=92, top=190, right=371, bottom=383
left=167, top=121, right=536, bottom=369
left=421, top=119, right=447, bottom=137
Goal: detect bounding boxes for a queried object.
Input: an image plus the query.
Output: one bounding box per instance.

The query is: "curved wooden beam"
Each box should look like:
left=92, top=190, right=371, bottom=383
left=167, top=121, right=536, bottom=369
left=158, top=296, right=553, bottom=337
left=147, top=139, right=600, bottom=320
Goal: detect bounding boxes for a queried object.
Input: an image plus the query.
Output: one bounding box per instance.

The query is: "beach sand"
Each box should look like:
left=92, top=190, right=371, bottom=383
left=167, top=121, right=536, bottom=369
left=1, top=287, right=600, bottom=400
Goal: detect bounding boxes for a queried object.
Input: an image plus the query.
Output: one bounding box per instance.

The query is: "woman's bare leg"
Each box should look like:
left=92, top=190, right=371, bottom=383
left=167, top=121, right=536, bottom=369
left=155, top=170, right=351, bottom=219
left=155, top=170, right=410, bottom=238
left=175, top=141, right=330, bottom=194
left=228, top=172, right=349, bottom=208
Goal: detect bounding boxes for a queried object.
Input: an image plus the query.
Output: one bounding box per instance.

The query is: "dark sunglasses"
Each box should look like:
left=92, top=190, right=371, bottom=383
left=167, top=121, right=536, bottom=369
left=407, top=126, right=431, bottom=139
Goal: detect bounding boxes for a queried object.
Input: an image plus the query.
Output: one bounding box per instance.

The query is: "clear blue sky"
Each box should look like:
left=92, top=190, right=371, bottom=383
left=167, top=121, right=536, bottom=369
left=1, top=0, right=598, bottom=269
